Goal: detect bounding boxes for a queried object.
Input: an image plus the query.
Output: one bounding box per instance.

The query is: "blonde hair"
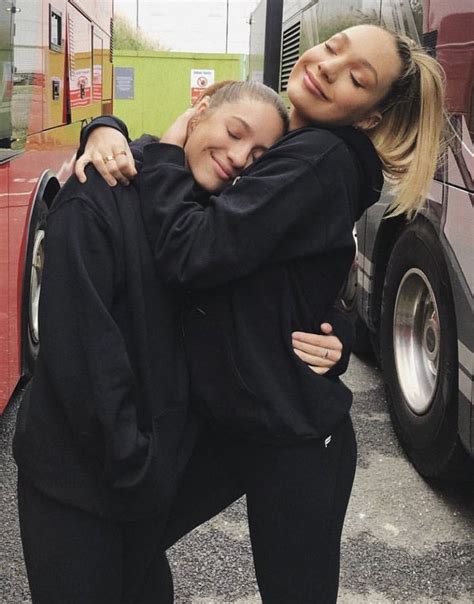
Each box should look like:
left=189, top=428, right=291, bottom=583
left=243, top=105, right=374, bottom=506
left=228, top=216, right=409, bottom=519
left=367, top=31, right=446, bottom=218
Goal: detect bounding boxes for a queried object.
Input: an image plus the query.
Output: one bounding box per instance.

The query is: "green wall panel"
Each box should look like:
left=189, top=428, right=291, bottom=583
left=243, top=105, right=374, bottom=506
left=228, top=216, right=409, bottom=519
left=114, top=51, right=245, bottom=139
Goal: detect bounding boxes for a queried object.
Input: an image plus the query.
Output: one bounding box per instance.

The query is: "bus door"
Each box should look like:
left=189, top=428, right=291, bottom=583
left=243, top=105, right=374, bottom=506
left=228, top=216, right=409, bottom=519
left=44, top=1, right=68, bottom=129
left=67, top=3, right=93, bottom=122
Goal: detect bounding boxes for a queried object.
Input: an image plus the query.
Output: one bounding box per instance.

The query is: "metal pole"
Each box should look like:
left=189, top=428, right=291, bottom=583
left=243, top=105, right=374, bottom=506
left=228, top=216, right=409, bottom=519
left=225, top=0, right=229, bottom=53
left=263, top=0, right=284, bottom=90
left=136, top=0, right=139, bottom=30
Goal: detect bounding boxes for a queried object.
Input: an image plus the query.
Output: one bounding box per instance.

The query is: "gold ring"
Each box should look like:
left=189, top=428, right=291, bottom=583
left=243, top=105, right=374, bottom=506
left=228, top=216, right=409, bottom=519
left=324, top=349, right=329, bottom=359
left=114, top=150, right=127, bottom=157
left=104, top=155, right=114, bottom=163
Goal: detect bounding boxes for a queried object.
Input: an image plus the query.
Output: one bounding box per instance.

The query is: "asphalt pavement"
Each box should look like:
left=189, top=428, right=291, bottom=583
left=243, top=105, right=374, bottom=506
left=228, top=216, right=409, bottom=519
left=1, top=354, right=473, bottom=603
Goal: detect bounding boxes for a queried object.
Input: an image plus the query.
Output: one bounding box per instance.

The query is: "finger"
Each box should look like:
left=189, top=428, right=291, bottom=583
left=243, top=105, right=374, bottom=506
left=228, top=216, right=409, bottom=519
left=320, top=322, right=334, bottom=334
left=124, top=146, right=138, bottom=176
left=74, top=156, right=90, bottom=183
left=292, top=339, right=330, bottom=358
left=308, top=366, right=329, bottom=375
left=112, top=148, right=135, bottom=183
left=92, top=153, right=118, bottom=187
left=103, top=157, right=130, bottom=186
left=293, top=348, right=334, bottom=368
left=292, top=332, right=343, bottom=352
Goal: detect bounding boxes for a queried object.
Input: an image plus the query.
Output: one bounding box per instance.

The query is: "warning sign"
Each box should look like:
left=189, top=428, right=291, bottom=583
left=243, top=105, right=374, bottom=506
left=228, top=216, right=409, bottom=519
left=70, top=68, right=91, bottom=108
left=190, top=69, right=215, bottom=105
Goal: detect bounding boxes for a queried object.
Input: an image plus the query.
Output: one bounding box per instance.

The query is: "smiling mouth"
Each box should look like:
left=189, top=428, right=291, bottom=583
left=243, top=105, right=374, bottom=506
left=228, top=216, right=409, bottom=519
left=211, top=155, right=233, bottom=180
left=303, top=69, right=329, bottom=100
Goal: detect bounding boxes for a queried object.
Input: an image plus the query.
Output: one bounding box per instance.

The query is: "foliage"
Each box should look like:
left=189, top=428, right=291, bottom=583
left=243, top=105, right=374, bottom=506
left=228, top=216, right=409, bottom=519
left=113, top=14, right=169, bottom=52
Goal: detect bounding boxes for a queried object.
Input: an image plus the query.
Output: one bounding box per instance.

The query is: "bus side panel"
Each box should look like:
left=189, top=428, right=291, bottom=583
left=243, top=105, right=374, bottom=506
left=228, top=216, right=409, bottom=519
left=0, top=164, right=9, bottom=413
left=1, top=0, right=113, bottom=414
left=443, top=183, right=474, bottom=453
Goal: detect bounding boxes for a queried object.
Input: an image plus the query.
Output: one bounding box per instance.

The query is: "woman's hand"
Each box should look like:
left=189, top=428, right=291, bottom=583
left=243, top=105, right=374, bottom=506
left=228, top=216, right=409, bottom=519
left=160, top=107, right=198, bottom=148
left=292, top=323, right=343, bottom=375
left=75, top=127, right=137, bottom=187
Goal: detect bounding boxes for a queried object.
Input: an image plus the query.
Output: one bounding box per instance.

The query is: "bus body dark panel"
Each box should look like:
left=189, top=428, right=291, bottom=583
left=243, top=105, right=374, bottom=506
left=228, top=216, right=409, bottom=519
left=263, top=0, right=283, bottom=90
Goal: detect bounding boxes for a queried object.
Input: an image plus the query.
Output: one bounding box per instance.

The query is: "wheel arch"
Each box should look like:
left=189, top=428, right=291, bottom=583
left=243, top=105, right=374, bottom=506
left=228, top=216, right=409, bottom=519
left=369, top=213, right=451, bottom=332
left=20, top=171, right=61, bottom=376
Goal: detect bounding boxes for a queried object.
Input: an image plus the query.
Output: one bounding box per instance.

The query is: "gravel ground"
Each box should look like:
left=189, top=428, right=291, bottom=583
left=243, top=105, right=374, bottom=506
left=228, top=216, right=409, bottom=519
left=1, top=355, right=473, bottom=603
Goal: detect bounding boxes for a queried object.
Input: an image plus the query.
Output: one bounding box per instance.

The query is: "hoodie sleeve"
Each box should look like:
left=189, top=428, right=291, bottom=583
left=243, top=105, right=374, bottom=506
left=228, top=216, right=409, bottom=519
left=38, top=196, right=156, bottom=491
left=139, top=134, right=356, bottom=289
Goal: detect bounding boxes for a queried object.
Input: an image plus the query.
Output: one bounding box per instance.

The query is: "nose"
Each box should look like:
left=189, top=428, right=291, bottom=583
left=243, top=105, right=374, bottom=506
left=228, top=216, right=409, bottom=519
left=227, top=143, right=251, bottom=170
left=318, top=59, right=338, bottom=83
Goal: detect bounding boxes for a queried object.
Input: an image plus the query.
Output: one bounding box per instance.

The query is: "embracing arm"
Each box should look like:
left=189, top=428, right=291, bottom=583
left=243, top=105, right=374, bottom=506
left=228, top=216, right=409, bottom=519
left=77, top=115, right=131, bottom=157
left=39, top=197, right=156, bottom=490
left=139, top=133, right=353, bottom=289
left=76, top=115, right=137, bottom=186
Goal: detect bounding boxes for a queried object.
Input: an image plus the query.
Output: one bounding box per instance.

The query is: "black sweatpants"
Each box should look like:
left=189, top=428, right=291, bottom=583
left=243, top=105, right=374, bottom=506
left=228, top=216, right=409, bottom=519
left=18, top=417, right=356, bottom=604
left=162, top=415, right=357, bottom=603
left=17, top=475, right=172, bottom=604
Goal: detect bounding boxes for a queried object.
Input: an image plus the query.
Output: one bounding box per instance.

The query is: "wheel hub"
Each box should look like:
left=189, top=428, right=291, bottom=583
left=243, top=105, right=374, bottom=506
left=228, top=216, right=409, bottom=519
left=393, top=268, right=440, bottom=415
left=29, top=229, right=45, bottom=345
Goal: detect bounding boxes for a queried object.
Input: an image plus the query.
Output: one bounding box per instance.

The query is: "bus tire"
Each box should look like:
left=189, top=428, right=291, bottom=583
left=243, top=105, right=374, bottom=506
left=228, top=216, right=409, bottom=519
left=339, top=261, right=375, bottom=359
left=22, top=194, right=49, bottom=377
left=380, top=220, right=472, bottom=480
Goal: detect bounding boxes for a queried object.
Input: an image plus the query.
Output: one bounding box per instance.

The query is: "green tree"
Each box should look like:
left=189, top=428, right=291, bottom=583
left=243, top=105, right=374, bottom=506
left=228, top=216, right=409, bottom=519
left=113, top=14, right=169, bottom=51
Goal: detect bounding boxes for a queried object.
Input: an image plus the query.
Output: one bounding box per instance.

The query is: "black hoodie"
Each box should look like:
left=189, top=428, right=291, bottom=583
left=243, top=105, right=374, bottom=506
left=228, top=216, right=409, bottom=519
left=137, top=126, right=383, bottom=442
left=13, top=162, right=194, bottom=520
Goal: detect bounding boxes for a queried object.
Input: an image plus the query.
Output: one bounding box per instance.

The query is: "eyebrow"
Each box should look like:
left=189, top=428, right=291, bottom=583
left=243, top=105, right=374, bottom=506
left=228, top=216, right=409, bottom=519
left=230, top=116, right=251, bottom=131
left=335, top=32, right=379, bottom=85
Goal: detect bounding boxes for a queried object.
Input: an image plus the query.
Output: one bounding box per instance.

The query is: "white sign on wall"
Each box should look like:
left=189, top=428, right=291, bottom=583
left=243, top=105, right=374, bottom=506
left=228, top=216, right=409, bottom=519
left=190, top=69, right=215, bottom=104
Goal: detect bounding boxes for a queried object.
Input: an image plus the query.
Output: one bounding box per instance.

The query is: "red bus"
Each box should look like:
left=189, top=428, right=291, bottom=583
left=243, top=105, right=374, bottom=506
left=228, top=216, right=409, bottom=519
left=0, top=0, right=113, bottom=413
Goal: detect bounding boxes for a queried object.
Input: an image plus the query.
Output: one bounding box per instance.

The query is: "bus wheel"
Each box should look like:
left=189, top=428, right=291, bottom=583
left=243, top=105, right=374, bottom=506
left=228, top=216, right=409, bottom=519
left=380, top=220, right=471, bottom=480
left=22, top=195, right=49, bottom=376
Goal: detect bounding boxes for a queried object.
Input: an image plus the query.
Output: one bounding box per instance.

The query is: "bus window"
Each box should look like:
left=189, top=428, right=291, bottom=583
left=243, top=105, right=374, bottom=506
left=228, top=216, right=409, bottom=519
left=0, top=0, right=14, bottom=156
left=68, top=4, right=93, bottom=122
left=316, top=0, right=381, bottom=42
left=381, top=0, right=422, bottom=42
left=301, top=4, right=318, bottom=55
left=11, top=0, right=43, bottom=149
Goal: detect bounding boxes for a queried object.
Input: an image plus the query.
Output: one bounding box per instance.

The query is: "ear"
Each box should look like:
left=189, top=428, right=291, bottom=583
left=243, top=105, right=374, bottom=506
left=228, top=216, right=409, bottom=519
left=189, top=95, right=211, bottom=132
left=353, top=111, right=382, bottom=131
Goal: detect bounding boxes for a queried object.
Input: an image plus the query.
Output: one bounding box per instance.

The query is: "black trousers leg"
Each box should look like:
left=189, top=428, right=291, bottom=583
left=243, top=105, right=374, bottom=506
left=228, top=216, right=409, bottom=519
left=161, top=417, right=356, bottom=603
left=241, top=418, right=357, bottom=603
left=161, top=423, right=245, bottom=548
left=17, top=473, right=172, bottom=604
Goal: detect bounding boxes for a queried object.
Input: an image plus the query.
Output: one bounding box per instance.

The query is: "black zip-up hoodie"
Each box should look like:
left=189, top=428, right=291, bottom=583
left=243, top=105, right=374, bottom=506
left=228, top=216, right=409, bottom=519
left=137, top=126, right=383, bottom=442
left=13, top=162, right=194, bottom=520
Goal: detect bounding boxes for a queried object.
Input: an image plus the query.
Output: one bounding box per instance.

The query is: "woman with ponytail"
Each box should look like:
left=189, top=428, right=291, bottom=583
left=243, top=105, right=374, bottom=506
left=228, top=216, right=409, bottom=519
left=76, top=24, right=445, bottom=603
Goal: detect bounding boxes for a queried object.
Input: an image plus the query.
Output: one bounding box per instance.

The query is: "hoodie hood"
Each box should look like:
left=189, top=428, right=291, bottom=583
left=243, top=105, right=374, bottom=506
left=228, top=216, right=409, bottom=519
left=279, top=125, right=384, bottom=222
left=330, top=126, right=384, bottom=220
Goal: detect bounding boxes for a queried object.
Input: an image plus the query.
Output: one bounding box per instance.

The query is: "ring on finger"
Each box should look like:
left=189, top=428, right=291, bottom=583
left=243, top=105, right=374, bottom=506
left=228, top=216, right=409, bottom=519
left=104, top=155, right=115, bottom=163
left=324, top=349, right=329, bottom=359
left=114, top=150, right=128, bottom=158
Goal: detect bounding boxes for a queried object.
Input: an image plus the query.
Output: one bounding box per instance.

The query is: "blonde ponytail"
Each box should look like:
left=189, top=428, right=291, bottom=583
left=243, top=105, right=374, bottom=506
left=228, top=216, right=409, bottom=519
left=367, top=33, right=446, bottom=218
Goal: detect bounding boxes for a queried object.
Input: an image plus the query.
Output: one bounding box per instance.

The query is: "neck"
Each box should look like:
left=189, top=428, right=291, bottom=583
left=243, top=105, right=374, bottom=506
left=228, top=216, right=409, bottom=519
left=288, top=106, right=311, bottom=131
